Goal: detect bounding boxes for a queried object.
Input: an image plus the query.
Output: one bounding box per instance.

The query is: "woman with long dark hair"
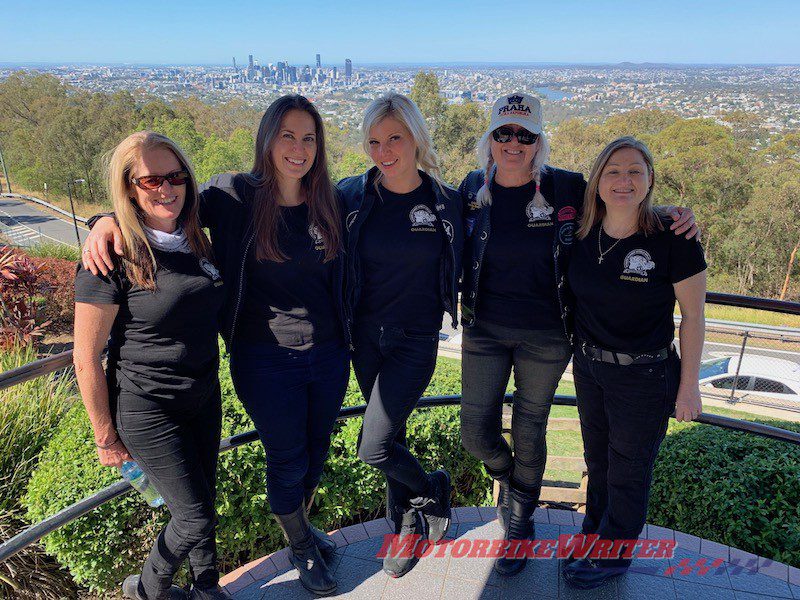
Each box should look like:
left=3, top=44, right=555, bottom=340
left=82, top=95, right=348, bottom=597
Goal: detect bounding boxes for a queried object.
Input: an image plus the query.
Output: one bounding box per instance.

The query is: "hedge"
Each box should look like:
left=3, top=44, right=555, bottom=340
left=24, top=352, right=488, bottom=593
left=649, top=419, right=800, bottom=567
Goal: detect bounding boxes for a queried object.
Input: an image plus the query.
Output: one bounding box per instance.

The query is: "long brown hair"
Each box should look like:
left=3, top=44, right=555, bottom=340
left=577, top=136, right=662, bottom=240
left=107, top=131, right=212, bottom=290
left=245, top=95, right=341, bottom=262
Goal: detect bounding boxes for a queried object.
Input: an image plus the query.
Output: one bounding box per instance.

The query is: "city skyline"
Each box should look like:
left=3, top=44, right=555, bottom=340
left=2, top=0, right=799, bottom=65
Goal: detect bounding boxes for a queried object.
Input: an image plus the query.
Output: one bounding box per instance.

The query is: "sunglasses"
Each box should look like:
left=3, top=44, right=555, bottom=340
left=492, top=127, right=539, bottom=145
left=131, top=170, right=190, bottom=190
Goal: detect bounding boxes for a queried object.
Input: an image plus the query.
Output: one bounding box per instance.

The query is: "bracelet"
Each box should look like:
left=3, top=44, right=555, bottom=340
left=95, top=434, right=120, bottom=449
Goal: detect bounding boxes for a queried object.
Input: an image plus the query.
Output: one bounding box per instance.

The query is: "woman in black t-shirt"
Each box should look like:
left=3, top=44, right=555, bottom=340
left=336, top=93, right=463, bottom=579
left=80, top=96, right=347, bottom=597
left=563, top=137, right=707, bottom=590
left=74, top=131, right=226, bottom=600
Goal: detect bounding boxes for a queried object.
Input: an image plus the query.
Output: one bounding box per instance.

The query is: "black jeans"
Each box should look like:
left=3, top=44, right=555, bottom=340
left=460, top=322, right=572, bottom=493
left=352, top=322, right=439, bottom=525
left=115, top=383, right=222, bottom=600
left=572, top=348, right=680, bottom=567
left=230, top=340, right=350, bottom=515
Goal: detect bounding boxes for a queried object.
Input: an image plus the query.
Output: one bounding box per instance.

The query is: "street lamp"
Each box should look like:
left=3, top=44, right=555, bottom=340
left=67, top=178, right=85, bottom=246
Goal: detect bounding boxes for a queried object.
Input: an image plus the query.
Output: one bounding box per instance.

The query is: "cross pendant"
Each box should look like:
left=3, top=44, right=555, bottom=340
left=598, top=256, right=603, bottom=264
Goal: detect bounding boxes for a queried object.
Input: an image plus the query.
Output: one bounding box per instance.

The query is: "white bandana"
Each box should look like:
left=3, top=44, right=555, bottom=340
left=143, top=225, right=191, bottom=254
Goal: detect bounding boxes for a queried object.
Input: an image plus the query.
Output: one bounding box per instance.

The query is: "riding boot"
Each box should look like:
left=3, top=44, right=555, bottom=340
left=409, top=470, right=452, bottom=542
left=494, top=486, right=538, bottom=576
left=274, top=504, right=337, bottom=597
left=304, top=487, right=336, bottom=561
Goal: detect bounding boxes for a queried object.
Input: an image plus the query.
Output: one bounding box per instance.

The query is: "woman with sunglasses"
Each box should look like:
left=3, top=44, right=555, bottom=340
left=81, top=95, right=348, bottom=597
left=563, top=137, right=706, bottom=589
left=458, top=93, right=698, bottom=577
left=74, top=131, right=227, bottom=600
left=337, top=92, right=463, bottom=578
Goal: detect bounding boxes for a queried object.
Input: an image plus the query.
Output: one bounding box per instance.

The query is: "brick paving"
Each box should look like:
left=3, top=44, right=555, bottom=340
left=220, top=507, right=800, bottom=599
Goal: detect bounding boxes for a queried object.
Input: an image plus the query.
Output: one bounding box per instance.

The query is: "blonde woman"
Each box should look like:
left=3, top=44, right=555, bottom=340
left=458, top=94, right=699, bottom=577
left=73, top=131, right=227, bottom=600
left=337, top=92, right=463, bottom=578
left=563, top=137, right=706, bottom=589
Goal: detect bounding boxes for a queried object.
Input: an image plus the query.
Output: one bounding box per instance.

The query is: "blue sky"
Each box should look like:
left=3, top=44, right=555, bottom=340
left=2, top=0, right=798, bottom=65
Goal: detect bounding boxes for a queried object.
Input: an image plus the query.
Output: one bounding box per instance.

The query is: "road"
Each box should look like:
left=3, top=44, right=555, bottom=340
left=0, top=196, right=87, bottom=247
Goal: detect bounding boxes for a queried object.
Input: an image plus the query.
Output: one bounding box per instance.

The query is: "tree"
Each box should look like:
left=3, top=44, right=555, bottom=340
left=433, top=101, right=487, bottom=184
left=410, top=71, right=445, bottom=128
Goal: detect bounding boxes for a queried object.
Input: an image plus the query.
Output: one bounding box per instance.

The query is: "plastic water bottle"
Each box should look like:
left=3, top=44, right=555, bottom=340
left=119, top=461, right=164, bottom=508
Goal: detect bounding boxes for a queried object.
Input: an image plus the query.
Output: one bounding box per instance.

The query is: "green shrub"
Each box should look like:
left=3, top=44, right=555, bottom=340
left=25, top=351, right=489, bottom=593
left=1, top=344, right=79, bottom=598
left=649, top=420, right=800, bottom=568
left=25, top=242, right=81, bottom=262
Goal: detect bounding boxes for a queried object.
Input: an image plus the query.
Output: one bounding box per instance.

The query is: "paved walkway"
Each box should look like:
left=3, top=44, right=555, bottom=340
left=0, top=195, right=87, bottom=247
left=220, top=507, right=799, bottom=599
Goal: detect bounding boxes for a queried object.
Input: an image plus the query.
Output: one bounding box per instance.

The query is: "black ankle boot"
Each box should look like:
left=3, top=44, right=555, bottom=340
left=383, top=507, right=427, bottom=578
left=494, top=486, right=538, bottom=576
left=304, top=487, right=336, bottom=560
left=410, top=470, right=451, bottom=542
left=274, top=504, right=337, bottom=597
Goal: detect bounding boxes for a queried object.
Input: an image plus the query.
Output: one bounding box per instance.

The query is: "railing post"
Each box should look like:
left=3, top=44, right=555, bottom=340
left=730, top=331, right=750, bottom=403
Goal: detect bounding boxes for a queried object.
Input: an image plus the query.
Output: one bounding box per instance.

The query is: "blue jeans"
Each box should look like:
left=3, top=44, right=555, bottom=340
left=230, top=341, right=350, bottom=515
left=573, top=348, right=680, bottom=567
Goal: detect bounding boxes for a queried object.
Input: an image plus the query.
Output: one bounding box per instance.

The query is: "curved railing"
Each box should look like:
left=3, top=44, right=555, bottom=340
left=1, top=292, right=799, bottom=566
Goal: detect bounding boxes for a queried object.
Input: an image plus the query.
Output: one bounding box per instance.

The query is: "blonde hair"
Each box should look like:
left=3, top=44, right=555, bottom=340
left=107, top=130, right=212, bottom=290
left=361, top=92, right=446, bottom=193
left=576, top=136, right=662, bottom=240
left=475, top=127, right=550, bottom=208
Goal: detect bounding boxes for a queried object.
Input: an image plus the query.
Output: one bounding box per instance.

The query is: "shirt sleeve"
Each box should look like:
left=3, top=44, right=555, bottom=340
left=74, top=262, right=124, bottom=304
left=669, top=234, right=707, bottom=284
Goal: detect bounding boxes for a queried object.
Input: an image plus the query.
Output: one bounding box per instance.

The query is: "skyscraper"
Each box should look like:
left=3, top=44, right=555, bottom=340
left=232, top=57, right=237, bottom=70
left=248, top=54, right=254, bottom=69
left=316, top=54, right=321, bottom=68
left=345, top=59, right=352, bottom=84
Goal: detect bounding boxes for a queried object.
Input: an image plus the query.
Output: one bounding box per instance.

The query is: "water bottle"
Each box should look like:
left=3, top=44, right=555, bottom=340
left=119, top=461, right=165, bottom=508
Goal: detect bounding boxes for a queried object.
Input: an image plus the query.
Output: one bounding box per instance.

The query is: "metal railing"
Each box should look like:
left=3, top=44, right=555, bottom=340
left=1, top=292, right=799, bottom=565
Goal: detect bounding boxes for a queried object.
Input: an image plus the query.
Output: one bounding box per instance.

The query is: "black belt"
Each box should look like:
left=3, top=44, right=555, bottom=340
left=579, top=341, right=671, bottom=366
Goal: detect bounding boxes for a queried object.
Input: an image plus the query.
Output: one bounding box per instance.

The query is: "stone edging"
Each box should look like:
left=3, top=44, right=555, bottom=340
left=219, top=506, right=799, bottom=595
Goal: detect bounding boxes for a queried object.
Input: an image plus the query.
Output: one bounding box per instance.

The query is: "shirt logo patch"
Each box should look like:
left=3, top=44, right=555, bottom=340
left=526, top=199, right=554, bottom=227
left=409, top=204, right=437, bottom=231
left=346, top=210, right=359, bottom=232
left=557, top=206, right=577, bottom=222
left=558, top=222, right=574, bottom=246
left=308, top=224, right=325, bottom=249
left=623, top=249, right=656, bottom=277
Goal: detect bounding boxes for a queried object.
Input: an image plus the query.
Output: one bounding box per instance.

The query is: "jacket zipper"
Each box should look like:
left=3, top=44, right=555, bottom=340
left=472, top=209, right=490, bottom=324
left=229, top=230, right=256, bottom=347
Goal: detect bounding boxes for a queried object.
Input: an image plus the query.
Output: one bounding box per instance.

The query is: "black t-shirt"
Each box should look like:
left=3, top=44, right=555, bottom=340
left=74, top=248, right=225, bottom=401
left=356, top=182, right=443, bottom=331
left=567, top=218, right=707, bottom=353
left=477, top=175, right=562, bottom=330
left=238, top=202, right=342, bottom=349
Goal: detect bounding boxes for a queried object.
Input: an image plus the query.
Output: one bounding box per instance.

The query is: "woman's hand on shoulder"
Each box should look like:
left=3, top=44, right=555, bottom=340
left=675, top=385, right=702, bottom=422
left=83, top=217, right=124, bottom=276
left=666, top=206, right=701, bottom=240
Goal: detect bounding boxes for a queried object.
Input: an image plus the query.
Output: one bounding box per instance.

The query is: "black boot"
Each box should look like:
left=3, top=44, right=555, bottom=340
left=274, top=504, right=337, bottom=597
left=496, top=476, right=510, bottom=530
left=410, top=470, right=452, bottom=542
left=304, top=487, right=336, bottom=561
left=562, top=558, right=628, bottom=589
left=122, top=575, right=188, bottom=600
left=383, top=507, right=427, bottom=578
left=494, top=486, right=538, bottom=576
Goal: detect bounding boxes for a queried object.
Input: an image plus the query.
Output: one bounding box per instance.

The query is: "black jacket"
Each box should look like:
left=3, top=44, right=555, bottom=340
left=337, top=167, right=464, bottom=330
left=196, top=173, right=349, bottom=350
left=459, top=166, right=586, bottom=341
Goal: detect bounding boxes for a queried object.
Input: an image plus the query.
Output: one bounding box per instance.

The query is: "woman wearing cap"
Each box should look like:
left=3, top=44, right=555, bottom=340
left=458, top=93, right=698, bottom=577
left=337, top=92, right=463, bottom=578
left=562, top=137, right=706, bottom=589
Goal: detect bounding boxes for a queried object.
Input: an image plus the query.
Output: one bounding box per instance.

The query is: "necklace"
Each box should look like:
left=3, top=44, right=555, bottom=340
left=597, top=223, right=636, bottom=264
